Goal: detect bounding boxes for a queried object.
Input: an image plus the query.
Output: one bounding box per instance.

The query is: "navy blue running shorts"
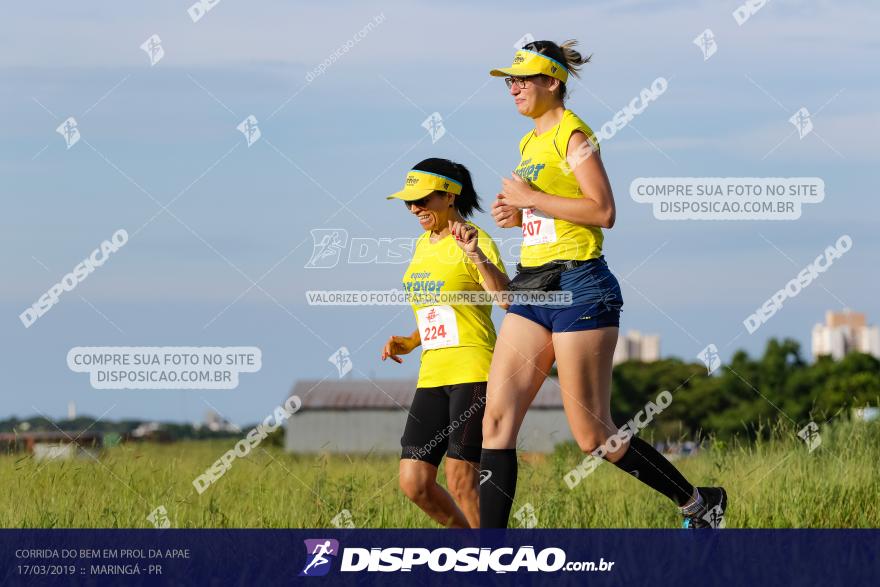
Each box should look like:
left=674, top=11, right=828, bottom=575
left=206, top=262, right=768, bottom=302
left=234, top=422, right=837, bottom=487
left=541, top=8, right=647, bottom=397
left=507, top=256, right=623, bottom=333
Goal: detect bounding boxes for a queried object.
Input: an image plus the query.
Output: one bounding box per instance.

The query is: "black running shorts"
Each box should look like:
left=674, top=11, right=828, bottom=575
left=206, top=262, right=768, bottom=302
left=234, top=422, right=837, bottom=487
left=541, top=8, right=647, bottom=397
left=400, top=381, right=486, bottom=467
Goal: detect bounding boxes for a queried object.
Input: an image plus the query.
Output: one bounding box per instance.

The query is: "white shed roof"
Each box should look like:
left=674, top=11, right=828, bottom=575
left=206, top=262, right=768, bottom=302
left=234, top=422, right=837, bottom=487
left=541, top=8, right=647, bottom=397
left=289, top=378, right=567, bottom=409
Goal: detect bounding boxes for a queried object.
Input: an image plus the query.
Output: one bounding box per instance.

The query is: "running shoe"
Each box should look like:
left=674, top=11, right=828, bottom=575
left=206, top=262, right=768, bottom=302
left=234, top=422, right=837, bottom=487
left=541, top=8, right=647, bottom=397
left=681, top=487, right=727, bottom=529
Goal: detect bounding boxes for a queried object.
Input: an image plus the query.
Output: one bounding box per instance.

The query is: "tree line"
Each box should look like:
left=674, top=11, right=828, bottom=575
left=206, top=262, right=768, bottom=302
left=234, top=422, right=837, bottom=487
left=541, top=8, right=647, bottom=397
left=610, top=338, right=880, bottom=441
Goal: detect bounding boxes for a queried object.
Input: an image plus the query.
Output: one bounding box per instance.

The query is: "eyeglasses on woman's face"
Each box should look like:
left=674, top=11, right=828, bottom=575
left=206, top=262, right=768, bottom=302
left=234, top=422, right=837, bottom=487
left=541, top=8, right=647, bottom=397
left=504, top=75, right=538, bottom=90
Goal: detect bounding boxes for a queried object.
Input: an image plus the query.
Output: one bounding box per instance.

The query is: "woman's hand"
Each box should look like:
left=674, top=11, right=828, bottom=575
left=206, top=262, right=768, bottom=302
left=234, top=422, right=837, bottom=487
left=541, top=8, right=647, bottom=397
left=498, top=172, right=537, bottom=209
left=381, top=333, right=419, bottom=364
left=492, top=197, right=522, bottom=228
left=449, top=220, right=479, bottom=256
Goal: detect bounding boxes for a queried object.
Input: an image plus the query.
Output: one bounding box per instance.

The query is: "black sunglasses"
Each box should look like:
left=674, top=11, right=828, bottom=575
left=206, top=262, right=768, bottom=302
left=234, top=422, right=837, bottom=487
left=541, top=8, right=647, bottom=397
left=404, top=192, right=438, bottom=209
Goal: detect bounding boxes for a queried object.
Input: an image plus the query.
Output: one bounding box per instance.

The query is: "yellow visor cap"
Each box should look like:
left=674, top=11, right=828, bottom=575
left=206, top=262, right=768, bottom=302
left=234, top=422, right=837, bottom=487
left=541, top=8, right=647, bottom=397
left=489, top=48, right=569, bottom=83
left=386, top=170, right=463, bottom=201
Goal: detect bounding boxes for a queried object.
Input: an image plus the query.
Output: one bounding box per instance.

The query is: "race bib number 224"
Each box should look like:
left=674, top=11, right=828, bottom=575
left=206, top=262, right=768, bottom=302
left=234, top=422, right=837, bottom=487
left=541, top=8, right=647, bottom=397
left=416, top=305, right=460, bottom=350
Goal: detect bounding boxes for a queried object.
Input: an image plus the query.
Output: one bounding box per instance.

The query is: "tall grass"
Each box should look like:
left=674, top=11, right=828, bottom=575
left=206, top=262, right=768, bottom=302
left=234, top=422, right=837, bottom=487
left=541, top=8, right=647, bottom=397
left=2, top=419, right=877, bottom=528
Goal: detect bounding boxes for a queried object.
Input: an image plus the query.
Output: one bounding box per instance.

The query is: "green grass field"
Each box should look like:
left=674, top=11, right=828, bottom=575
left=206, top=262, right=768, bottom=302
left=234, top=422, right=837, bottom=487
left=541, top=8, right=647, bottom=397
left=3, top=419, right=877, bottom=528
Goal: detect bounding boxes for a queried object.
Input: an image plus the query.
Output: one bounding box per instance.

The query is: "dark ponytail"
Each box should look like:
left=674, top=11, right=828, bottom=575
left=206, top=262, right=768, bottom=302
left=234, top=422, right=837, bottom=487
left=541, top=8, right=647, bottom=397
left=448, top=161, right=482, bottom=219
left=411, top=158, right=483, bottom=219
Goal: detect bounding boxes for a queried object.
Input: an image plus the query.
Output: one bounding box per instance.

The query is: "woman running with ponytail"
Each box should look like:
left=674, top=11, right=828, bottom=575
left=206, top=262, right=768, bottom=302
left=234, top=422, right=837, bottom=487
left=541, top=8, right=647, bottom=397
left=381, top=158, right=508, bottom=528
left=479, top=40, right=727, bottom=529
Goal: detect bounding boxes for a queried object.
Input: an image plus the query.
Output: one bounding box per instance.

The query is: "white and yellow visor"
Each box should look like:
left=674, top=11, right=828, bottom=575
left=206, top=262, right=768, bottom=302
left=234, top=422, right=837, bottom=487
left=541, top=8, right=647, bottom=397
left=489, top=48, right=569, bottom=83
left=386, top=170, right=462, bottom=201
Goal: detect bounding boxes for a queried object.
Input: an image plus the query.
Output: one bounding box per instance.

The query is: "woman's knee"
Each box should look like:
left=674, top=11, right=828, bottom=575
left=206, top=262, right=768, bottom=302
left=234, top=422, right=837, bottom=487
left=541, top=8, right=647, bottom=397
left=574, top=429, right=621, bottom=456
left=399, top=465, right=434, bottom=503
left=481, top=410, right=516, bottom=446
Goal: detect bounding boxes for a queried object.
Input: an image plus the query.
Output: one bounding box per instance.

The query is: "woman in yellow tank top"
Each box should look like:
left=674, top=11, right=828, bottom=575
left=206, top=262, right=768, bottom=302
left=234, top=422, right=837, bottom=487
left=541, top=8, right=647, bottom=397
left=381, top=158, right=509, bottom=528
left=478, top=40, right=728, bottom=529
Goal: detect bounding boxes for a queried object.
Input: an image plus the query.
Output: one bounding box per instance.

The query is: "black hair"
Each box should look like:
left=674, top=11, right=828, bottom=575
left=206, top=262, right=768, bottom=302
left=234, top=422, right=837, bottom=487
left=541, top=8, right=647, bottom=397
left=411, top=158, right=483, bottom=219
left=522, top=39, right=591, bottom=101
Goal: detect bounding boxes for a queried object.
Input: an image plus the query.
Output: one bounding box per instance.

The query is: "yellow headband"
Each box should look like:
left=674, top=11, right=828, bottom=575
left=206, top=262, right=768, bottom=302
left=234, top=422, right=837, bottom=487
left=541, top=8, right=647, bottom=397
left=386, top=170, right=463, bottom=201
left=489, top=48, right=569, bottom=83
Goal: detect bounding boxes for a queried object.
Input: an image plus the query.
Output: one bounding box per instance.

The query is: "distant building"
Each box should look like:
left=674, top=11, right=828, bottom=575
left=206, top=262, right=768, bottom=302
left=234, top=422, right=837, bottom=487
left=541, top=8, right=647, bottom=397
left=131, top=421, right=161, bottom=438
left=0, top=431, right=103, bottom=460
left=203, top=410, right=239, bottom=433
left=128, top=422, right=172, bottom=443
left=812, top=309, right=880, bottom=360
left=285, top=379, right=575, bottom=455
left=613, top=330, right=661, bottom=365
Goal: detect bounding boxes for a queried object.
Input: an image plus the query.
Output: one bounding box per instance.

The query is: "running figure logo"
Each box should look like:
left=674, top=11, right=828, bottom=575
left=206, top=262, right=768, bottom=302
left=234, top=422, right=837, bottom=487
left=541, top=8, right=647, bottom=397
left=701, top=505, right=726, bottom=529
left=299, top=539, right=339, bottom=577
left=328, top=347, right=352, bottom=378
left=56, top=117, right=80, bottom=149
left=306, top=229, right=348, bottom=269
left=693, top=29, right=717, bottom=61
left=513, top=33, right=534, bottom=50
left=697, top=344, right=721, bottom=375
left=146, top=505, right=171, bottom=528
left=789, top=107, right=814, bottom=139
left=237, top=114, right=261, bottom=146
left=330, top=509, right=355, bottom=528
left=513, top=503, right=538, bottom=528
left=797, top=421, right=821, bottom=452
left=421, top=112, right=445, bottom=143
left=140, top=34, right=164, bottom=66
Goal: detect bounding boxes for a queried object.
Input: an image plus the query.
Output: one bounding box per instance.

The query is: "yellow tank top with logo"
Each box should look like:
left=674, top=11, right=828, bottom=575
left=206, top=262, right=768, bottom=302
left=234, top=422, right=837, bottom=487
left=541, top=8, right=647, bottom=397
left=402, top=222, right=507, bottom=388
left=515, top=109, right=604, bottom=267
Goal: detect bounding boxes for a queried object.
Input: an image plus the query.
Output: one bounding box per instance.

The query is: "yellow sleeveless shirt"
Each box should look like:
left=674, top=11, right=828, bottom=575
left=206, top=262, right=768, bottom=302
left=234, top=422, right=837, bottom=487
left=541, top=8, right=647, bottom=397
left=514, top=109, right=604, bottom=267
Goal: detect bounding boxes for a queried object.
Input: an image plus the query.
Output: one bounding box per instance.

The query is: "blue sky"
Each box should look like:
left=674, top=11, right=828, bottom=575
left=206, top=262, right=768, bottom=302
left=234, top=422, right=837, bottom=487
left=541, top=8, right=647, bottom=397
left=2, top=0, right=878, bottom=425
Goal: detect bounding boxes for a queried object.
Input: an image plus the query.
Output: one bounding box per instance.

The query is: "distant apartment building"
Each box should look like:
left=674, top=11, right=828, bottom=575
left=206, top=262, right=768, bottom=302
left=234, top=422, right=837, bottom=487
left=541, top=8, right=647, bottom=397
left=613, top=330, right=661, bottom=365
left=811, top=309, right=880, bottom=360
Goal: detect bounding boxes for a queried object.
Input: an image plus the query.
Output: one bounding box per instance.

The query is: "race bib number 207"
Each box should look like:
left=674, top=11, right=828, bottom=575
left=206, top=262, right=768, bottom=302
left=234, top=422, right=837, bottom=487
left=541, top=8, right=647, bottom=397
left=522, top=208, right=557, bottom=246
